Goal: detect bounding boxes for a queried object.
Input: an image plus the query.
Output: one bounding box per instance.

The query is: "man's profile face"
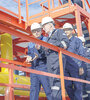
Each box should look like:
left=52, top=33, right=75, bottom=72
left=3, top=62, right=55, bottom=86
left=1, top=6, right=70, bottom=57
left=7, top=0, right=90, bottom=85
left=32, top=28, right=42, bottom=38
left=43, top=23, right=51, bottom=34
left=64, top=28, right=72, bottom=37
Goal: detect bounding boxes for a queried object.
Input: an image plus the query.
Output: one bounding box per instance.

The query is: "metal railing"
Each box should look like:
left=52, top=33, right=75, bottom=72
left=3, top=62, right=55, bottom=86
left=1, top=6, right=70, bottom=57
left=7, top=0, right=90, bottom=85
left=0, top=27, right=90, bottom=100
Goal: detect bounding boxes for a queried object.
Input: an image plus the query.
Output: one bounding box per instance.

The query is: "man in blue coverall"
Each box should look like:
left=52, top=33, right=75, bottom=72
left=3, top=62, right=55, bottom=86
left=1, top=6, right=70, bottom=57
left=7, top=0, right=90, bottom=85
left=79, top=36, right=90, bottom=100
left=85, top=55, right=90, bottom=100
left=42, top=16, right=69, bottom=100
left=63, top=23, right=85, bottom=100
left=63, top=0, right=83, bottom=7
left=25, top=22, right=52, bottom=100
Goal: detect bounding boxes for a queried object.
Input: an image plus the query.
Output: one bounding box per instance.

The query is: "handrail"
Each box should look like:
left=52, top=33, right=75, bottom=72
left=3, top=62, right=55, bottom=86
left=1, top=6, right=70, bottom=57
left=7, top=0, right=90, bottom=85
left=0, top=6, right=23, bottom=19
left=0, top=62, right=90, bottom=84
left=13, top=0, right=23, bottom=23
left=40, top=0, right=48, bottom=5
left=0, top=58, right=30, bottom=67
left=27, top=0, right=89, bottom=20
left=0, top=22, right=90, bottom=100
left=86, top=0, right=90, bottom=9
left=14, top=0, right=23, bottom=5
left=0, top=62, right=89, bottom=100
left=26, top=0, right=70, bottom=26
left=0, top=0, right=90, bottom=99
left=58, top=0, right=62, bottom=5
left=12, top=0, right=89, bottom=27
left=28, top=0, right=42, bottom=5
left=18, top=0, right=21, bottom=23
left=82, top=0, right=86, bottom=10
left=0, top=59, right=90, bottom=92
left=0, top=23, right=90, bottom=64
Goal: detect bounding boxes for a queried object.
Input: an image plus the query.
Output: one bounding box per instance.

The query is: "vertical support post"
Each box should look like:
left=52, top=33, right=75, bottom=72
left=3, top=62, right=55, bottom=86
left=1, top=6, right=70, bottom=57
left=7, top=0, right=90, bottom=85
left=0, top=35, right=1, bottom=58
left=68, top=0, right=71, bottom=4
left=59, top=51, right=66, bottom=100
left=42, top=4, right=46, bottom=16
left=88, top=19, right=90, bottom=39
left=52, top=0, right=54, bottom=9
left=18, top=0, right=21, bottom=23
left=26, top=0, right=29, bottom=28
left=58, top=0, right=62, bottom=6
left=5, top=67, right=14, bottom=100
left=68, top=0, right=72, bottom=8
left=81, top=0, right=86, bottom=10
left=58, top=0, right=60, bottom=7
left=75, top=9, right=83, bottom=37
left=84, top=19, right=88, bottom=31
left=48, top=0, right=50, bottom=16
left=86, top=0, right=90, bottom=9
left=9, top=67, right=14, bottom=100
left=5, top=87, right=10, bottom=100
left=0, top=32, right=1, bottom=72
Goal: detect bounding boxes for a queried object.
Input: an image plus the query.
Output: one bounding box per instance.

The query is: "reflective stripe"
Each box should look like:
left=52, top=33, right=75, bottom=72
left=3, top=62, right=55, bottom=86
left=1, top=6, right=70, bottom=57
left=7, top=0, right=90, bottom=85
left=51, top=86, right=60, bottom=90
left=61, top=41, right=67, bottom=48
left=82, top=94, right=88, bottom=98
left=87, top=91, right=90, bottom=93
left=87, top=49, right=90, bottom=52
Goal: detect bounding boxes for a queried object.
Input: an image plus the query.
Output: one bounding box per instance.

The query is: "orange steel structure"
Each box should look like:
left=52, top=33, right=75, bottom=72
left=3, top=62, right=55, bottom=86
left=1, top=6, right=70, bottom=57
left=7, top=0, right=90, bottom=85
left=0, top=0, right=90, bottom=100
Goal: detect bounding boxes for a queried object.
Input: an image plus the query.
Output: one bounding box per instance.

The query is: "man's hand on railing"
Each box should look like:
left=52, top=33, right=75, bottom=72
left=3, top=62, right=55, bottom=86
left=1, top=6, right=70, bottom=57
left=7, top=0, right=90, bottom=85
left=35, top=44, right=41, bottom=50
left=25, top=55, right=33, bottom=64
left=79, top=67, right=84, bottom=75
left=25, top=53, right=38, bottom=64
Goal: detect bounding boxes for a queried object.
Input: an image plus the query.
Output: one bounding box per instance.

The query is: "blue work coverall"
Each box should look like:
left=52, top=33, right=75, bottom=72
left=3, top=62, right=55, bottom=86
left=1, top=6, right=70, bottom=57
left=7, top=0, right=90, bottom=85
left=86, top=56, right=90, bottom=100
left=45, top=29, right=69, bottom=100
left=65, top=36, right=85, bottom=100
left=28, top=36, right=52, bottom=100
left=63, top=0, right=83, bottom=7
left=82, top=48, right=90, bottom=100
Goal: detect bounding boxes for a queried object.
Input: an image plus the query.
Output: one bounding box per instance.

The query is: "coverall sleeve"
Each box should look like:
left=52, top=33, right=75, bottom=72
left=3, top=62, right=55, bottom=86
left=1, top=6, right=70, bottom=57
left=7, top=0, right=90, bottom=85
left=76, top=39, right=85, bottom=57
left=85, top=48, right=90, bottom=57
left=27, top=42, right=35, bottom=58
left=75, top=39, right=85, bottom=68
left=56, top=29, right=69, bottom=49
left=42, top=36, right=47, bottom=42
left=66, top=38, right=85, bottom=68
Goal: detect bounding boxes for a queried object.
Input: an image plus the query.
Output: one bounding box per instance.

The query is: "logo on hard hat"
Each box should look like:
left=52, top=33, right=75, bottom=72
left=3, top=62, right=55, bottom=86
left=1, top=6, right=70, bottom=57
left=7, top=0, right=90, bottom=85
left=42, top=17, right=54, bottom=26
left=31, top=23, right=42, bottom=31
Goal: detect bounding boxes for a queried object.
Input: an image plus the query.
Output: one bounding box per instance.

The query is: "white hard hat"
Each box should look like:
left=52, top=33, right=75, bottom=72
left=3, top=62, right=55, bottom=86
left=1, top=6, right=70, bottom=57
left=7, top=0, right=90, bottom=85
left=78, top=36, right=85, bottom=43
left=63, top=23, right=73, bottom=29
left=42, top=16, right=54, bottom=26
left=31, top=22, right=42, bottom=31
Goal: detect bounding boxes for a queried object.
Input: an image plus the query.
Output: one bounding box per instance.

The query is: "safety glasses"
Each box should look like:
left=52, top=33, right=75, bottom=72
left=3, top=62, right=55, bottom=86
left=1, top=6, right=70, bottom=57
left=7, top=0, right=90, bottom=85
left=32, top=29, right=42, bottom=33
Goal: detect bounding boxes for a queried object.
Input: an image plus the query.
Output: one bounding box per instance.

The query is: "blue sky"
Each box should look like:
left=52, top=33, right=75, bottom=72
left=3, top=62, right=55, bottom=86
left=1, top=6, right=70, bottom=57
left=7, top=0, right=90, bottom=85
left=0, top=0, right=90, bottom=21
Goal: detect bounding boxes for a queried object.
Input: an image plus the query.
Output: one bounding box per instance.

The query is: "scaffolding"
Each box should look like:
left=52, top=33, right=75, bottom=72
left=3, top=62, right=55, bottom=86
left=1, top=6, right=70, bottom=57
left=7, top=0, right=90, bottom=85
left=0, top=0, right=90, bottom=100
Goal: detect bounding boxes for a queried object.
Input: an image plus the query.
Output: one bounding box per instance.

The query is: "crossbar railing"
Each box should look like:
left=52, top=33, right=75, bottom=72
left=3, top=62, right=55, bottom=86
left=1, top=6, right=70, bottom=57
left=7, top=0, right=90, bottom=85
left=86, top=0, right=90, bottom=9
left=0, top=23, right=90, bottom=99
left=0, top=0, right=90, bottom=99
left=24, top=0, right=88, bottom=27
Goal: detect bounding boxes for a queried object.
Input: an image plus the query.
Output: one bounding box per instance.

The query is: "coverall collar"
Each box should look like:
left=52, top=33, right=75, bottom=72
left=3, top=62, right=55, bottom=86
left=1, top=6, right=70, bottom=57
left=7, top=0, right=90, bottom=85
left=38, top=35, right=43, bottom=40
left=69, top=35, right=74, bottom=41
left=49, top=28, right=56, bottom=37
